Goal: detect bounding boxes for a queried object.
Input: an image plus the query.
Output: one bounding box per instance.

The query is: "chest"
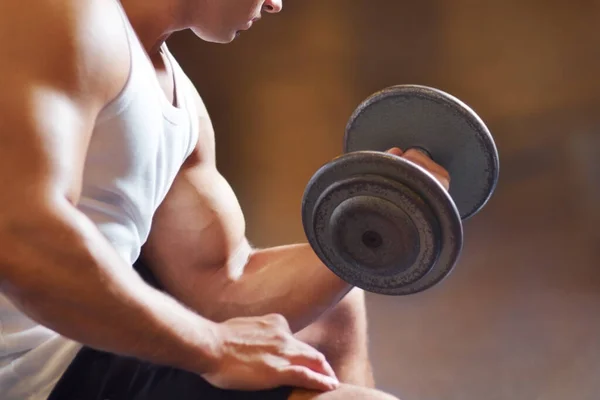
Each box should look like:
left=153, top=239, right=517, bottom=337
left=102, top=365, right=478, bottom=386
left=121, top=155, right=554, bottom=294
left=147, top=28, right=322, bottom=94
left=87, top=99, right=192, bottom=187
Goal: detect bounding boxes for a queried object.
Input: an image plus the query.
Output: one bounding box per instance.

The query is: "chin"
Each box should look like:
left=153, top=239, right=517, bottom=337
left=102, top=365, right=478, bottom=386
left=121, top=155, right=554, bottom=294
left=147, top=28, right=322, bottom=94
left=190, top=27, right=238, bottom=44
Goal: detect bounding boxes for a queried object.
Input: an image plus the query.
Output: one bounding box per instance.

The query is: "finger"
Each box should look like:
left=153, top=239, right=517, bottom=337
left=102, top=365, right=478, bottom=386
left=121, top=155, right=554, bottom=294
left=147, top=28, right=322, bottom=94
left=401, top=152, right=450, bottom=184
left=282, top=338, right=337, bottom=379
left=386, top=147, right=403, bottom=156
left=280, top=366, right=340, bottom=392
left=265, top=313, right=292, bottom=332
left=402, top=149, right=440, bottom=169
left=432, top=172, right=450, bottom=191
left=289, top=349, right=337, bottom=380
left=407, top=162, right=450, bottom=191
left=404, top=157, right=450, bottom=189
left=317, top=357, right=337, bottom=381
left=402, top=149, right=448, bottom=177
left=401, top=153, right=437, bottom=174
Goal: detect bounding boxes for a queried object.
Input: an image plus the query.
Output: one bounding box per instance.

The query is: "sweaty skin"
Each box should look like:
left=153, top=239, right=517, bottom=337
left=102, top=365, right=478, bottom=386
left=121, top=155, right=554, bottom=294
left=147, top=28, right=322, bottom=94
left=0, top=0, right=449, bottom=398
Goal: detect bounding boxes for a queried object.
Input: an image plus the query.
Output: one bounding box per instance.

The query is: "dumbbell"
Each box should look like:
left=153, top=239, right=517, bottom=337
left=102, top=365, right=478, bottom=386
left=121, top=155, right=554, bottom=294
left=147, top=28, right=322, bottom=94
left=301, top=85, right=499, bottom=295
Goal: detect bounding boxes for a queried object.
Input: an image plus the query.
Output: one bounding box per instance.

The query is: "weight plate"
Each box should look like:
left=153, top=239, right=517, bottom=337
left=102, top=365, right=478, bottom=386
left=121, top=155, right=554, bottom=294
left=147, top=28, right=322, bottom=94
left=302, top=151, right=463, bottom=295
left=344, top=85, right=499, bottom=220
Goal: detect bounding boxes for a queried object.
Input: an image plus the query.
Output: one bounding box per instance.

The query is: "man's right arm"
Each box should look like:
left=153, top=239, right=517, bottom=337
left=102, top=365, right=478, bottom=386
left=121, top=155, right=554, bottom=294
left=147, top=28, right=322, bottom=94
left=0, top=0, right=338, bottom=392
left=0, top=0, right=221, bottom=375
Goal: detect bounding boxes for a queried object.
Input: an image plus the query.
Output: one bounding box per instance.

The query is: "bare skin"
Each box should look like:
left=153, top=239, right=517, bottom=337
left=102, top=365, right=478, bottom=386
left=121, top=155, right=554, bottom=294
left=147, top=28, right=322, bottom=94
left=294, top=288, right=375, bottom=387
left=289, top=386, right=399, bottom=400
left=0, top=0, right=449, bottom=399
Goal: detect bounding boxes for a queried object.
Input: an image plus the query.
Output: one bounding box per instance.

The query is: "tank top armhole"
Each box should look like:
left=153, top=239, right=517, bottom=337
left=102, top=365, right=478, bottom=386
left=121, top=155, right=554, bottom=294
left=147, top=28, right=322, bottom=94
left=96, top=0, right=136, bottom=124
left=183, top=79, right=200, bottom=160
left=183, top=78, right=200, bottom=159
left=161, top=44, right=200, bottom=159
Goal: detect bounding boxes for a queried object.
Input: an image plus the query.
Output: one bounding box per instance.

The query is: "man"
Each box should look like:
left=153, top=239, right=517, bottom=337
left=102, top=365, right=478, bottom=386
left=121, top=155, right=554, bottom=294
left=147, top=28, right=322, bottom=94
left=0, top=0, right=450, bottom=399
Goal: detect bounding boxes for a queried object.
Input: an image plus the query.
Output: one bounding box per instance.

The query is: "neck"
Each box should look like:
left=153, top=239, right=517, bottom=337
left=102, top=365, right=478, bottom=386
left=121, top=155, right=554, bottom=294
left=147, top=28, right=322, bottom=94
left=119, top=0, right=185, bottom=54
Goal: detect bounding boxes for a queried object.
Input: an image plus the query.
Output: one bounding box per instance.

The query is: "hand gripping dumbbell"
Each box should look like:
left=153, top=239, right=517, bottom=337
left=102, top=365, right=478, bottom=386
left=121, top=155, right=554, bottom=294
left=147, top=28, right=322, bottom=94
left=301, top=85, right=499, bottom=295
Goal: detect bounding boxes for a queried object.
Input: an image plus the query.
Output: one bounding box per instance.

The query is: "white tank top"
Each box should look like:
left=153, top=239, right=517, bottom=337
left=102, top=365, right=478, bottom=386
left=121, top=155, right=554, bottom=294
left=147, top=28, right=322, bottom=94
left=0, top=4, right=199, bottom=399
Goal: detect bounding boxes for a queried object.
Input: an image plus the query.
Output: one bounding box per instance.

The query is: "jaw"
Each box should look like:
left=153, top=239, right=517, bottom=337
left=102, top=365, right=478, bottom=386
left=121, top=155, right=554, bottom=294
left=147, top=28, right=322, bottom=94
left=190, top=24, right=239, bottom=44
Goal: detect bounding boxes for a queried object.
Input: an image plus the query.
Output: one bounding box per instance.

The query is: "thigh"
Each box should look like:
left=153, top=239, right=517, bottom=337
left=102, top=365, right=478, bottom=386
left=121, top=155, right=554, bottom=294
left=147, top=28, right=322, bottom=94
left=288, top=385, right=398, bottom=400
left=48, top=347, right=293, bottom=400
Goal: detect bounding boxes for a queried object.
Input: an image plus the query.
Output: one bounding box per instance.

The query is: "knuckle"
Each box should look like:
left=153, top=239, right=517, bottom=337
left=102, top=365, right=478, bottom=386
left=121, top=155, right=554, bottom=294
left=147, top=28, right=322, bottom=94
left=402, top=151, right=451, bottom=189
left=404, top=148, right=421, bottom=157
left=274, top=326, right=295, bottom=343
left=309, top=349, right=325, bottom=361
left=405, top=154, right=429, bottom=168
left=274, top=331, right=290, bottom=345
left=293, top=367, right=311, bottom=380
left=404, top=156, right=423, bottom=168
left=267, top=313, right=288, bottom=326
left=439, top=166, right=450, bottom=178
left=317, top=352, right=327, bottom=362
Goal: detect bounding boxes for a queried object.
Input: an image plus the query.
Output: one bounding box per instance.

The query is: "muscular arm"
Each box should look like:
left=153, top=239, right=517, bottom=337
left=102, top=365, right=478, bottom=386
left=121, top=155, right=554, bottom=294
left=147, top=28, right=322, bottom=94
left=0, top=0, right=219, bottom=375
left=142, top=95, right=352, bottom=333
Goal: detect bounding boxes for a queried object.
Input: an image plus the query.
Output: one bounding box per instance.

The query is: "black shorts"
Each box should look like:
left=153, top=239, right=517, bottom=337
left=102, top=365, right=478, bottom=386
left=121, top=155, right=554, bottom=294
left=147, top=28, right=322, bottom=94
left=47, top=347, right=293, bottom=400
left=47, top=259, right=294, bottom=400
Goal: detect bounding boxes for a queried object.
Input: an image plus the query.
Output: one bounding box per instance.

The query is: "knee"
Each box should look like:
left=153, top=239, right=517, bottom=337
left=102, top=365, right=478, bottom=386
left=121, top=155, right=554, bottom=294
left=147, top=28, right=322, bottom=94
left=289, top=384, right=399, bottom=400
left=295, top=289, right=374, bottom=386
left=326, top=288, right=367, bottom=334
left=299, top=288, right=368, bottom=354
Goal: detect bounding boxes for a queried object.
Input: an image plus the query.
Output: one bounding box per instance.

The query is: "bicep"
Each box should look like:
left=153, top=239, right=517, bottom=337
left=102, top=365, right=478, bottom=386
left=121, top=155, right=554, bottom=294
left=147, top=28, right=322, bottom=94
left=143, top=88, right=248, bottom=274
left=142, top=162, right=249, bottom=288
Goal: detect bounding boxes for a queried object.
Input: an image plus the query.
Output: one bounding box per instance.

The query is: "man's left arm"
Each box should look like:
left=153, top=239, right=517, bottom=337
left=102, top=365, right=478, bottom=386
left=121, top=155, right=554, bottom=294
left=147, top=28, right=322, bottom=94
left=140, top=90, right=448, bottom=336
left=140, top=91, right=353, bottom=333
left=141, top=158, right=352, bottom=333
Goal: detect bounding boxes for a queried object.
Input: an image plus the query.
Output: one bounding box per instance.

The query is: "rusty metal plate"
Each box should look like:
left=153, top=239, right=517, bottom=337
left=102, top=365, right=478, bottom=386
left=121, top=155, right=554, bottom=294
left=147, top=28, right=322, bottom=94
left=301, top=152, right=462, bottom=295
left=344, top=85, right=499, bottom=220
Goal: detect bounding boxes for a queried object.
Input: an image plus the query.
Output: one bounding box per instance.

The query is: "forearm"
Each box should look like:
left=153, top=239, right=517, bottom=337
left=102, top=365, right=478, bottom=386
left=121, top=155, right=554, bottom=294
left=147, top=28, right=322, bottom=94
left=154, top=241, right=353, bottom=333
left=219, top=243, right=352, bottom=331
left=0, top=202, right=219, bottom=375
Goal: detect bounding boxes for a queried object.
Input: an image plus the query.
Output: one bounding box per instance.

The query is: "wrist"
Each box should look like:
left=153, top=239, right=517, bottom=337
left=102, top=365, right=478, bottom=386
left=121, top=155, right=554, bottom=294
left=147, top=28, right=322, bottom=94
left=178, top=317, right=224, bottom=376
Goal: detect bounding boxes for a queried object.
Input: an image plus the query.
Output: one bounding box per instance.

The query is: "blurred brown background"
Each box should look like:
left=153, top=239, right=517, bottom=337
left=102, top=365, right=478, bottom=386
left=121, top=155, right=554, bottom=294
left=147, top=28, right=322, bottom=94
left=168, top=1, right=600, bottom=399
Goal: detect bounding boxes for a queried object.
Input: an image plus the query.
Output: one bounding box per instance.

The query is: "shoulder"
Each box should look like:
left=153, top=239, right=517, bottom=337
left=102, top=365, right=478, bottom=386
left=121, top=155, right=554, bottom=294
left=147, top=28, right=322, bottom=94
left=0, top=0, right=130, bottom=108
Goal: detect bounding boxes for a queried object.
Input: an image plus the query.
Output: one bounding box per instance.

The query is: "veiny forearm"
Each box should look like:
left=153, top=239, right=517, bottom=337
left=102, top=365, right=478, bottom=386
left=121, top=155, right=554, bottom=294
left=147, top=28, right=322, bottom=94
left=154, top=242, right=353, bottom=333
left=0, top=202, right=219, bottom=375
